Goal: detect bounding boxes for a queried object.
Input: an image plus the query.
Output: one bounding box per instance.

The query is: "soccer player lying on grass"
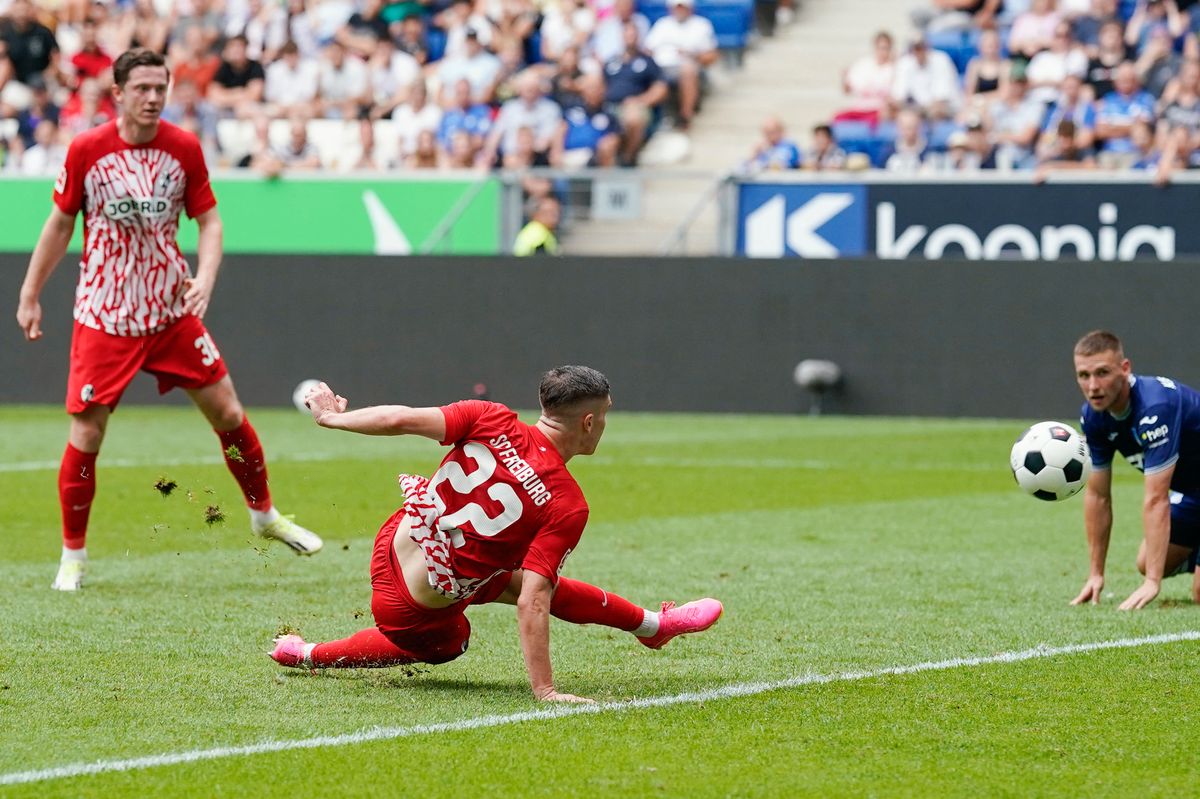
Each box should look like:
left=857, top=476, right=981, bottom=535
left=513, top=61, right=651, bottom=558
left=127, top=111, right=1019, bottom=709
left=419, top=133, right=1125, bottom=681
left=1071, top=330, right=1200, bottom=610
left=15, top=48, right=321, bottom=593
left=270, top=366, right=723, bottom=703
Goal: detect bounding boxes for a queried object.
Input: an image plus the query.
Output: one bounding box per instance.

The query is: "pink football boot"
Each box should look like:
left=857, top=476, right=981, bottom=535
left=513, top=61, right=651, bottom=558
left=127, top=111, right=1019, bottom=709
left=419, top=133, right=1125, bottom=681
left=637, top=598, right=724, bottom=650
left=270, top=634, right=311, bottom=668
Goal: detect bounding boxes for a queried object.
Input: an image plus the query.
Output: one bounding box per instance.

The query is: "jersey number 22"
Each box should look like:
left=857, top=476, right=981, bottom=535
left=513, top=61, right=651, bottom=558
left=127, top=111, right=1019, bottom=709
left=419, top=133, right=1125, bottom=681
left=429, top=442, right=523, bottom=541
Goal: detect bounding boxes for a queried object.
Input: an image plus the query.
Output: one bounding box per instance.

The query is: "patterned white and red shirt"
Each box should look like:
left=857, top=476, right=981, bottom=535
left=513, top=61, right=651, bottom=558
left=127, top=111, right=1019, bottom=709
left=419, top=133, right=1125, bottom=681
left=54, top=120, right=216, bottom=337
left=400, top=401, right=590, bottom=600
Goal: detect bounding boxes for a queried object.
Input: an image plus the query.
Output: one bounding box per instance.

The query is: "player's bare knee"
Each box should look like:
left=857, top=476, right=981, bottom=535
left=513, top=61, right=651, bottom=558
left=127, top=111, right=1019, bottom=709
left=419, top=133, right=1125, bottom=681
left=209, top=406, right=245, bottom=431
left=69, top=414, right=107, bottom=451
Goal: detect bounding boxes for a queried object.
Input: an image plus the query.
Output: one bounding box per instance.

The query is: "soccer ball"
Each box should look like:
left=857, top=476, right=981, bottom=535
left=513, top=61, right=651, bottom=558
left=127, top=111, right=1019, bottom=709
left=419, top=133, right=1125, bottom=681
left=1010, top=421, right=1091, bottom=501
left=292, top=379, right=321, bottom=413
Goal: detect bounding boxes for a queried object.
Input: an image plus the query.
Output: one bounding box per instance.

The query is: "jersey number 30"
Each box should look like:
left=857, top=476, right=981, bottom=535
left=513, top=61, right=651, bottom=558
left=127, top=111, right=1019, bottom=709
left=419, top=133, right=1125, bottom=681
left=429, top=442, right=523, bottom=540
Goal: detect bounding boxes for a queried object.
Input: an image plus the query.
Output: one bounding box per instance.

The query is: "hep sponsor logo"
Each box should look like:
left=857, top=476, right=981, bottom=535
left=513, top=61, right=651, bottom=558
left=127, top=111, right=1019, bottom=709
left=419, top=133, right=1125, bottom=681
left=739, top=185, right=868, bottom=257
left=103, top=196, right=171, bottom=221
left=1141, top=424, right=1170, bottom=443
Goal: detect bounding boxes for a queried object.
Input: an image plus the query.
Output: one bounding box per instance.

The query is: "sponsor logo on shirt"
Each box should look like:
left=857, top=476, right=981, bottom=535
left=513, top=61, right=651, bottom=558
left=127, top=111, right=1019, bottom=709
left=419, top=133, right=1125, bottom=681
left=1139, top=415, right=1158, bottom=425
left=103, top=196, right=172, bottom=221
left=1141, top=424, right=1170, bottom=444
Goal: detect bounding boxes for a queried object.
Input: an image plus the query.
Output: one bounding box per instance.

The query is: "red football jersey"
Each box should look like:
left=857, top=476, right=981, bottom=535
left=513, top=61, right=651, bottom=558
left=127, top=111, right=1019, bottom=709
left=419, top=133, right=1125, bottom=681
left=54, top=120, right=217, bottom=337
left=428, top=400, right=589, bottom=586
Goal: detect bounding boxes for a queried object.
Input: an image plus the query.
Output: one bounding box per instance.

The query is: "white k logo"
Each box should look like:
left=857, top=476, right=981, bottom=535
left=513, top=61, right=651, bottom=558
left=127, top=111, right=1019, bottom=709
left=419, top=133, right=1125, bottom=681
left=744, top=193, right=855, bottom=258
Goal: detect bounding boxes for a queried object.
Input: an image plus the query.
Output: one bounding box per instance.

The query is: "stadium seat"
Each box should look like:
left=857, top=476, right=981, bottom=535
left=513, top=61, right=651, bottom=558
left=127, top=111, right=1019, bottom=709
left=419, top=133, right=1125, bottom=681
left=427, top=28, right=448, bottom=63
left=216, top=118, right=255, bottom=164
left=927, top=29, right=977, bottom=75
left=831, top=119, right=873, bottom=153
left=928, top=120, right=958, bottom=152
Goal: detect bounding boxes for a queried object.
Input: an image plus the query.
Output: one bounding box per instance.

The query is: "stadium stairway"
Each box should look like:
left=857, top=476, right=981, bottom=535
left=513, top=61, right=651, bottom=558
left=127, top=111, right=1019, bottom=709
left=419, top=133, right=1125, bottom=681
left=564, top=0, right=928, bottom=255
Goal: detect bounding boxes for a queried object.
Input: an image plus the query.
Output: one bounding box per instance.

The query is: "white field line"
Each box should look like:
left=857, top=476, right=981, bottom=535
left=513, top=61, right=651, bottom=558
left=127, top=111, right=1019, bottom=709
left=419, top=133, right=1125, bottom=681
left=0, top=453, right=996, bottom=473
left=1, top=630, right=1196, bottom=787
left=0, top=452, right=348, bottom=473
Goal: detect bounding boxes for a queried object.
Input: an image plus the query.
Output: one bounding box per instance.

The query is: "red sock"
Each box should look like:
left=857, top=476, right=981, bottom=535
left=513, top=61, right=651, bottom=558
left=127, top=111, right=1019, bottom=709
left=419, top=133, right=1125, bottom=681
left=311, top=628, right=420, bottom=668
left=58, top=443, right=97, bottom=549
left=550, top=577, right=645, bottom=632
left=216, top=418, right=271, bottom=512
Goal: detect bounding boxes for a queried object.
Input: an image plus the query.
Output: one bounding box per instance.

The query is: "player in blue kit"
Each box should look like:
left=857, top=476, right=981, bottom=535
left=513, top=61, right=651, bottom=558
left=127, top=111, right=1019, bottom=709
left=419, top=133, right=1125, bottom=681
left=1071, top=330, right=1200, bottom=610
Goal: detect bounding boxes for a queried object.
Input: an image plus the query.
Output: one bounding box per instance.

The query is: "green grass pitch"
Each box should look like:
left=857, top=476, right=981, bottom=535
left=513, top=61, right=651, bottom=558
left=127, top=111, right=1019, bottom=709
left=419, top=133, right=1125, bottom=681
left=0, top=405, right=1197, bottom=797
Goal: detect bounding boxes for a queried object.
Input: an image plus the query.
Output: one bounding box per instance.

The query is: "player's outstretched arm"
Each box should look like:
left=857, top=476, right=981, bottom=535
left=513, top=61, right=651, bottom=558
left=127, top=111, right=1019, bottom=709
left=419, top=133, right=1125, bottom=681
left=304, top=381, right=448, bottom=441
left=1072, top=467, right=1113, bottom=605
left=1119, top=465, right=1175, bottom=611
left=17, top=207, right=76, bottom=341
left=517, top=571, right=593, bottom=704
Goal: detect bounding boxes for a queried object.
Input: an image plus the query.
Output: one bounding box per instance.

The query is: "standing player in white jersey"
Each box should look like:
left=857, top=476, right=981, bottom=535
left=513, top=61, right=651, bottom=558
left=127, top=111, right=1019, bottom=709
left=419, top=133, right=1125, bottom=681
left=15, top=48, right=322, bottom=592
left=271, top=366, right=723, bottom=703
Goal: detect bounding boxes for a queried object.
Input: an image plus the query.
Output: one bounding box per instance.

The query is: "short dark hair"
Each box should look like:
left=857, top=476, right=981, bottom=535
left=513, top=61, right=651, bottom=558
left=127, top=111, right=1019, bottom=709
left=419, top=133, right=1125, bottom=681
left=539, top=366, right=610, bottom=412
left=1074, top=330, right=1124, bottom=358
left=113, top=48, right=168, bottom=87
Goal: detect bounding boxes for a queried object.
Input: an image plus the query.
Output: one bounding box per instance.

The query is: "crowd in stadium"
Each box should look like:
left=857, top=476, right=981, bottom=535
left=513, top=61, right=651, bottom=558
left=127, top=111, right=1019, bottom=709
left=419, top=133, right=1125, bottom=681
left=0, top=0, right=734, bottom=174
left=744, top=0, right=1200, bottom=182
left=4, top=0, right=1200, bottom=181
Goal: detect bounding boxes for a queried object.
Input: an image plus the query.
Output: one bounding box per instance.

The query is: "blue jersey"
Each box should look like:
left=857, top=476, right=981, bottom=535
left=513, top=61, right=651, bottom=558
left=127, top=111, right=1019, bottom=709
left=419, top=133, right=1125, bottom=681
left=1080, top=374, right=1200, bottom=494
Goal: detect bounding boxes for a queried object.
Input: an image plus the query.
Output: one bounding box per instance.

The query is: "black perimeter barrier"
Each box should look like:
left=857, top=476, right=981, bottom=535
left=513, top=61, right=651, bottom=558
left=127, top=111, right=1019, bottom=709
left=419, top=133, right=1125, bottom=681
left=2, top=254, right=1198, bottom=418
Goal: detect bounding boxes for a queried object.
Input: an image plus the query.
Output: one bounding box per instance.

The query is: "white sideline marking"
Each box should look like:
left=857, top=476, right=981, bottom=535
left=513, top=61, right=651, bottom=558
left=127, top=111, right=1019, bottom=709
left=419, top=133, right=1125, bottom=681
left=0, top=453, right=994, bottom=474
left=0, top=452, right=346, bottom=473
left=1, top=630, right=1196, bottom=787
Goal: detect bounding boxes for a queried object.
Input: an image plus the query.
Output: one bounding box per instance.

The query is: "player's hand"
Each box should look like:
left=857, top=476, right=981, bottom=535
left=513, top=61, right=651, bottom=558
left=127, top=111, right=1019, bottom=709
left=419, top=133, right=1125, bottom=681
left=304, top=381, right=347, bottom=424
left=1070, top=575, right=1104, bottom=606
left=535, top=689, right=594, bottom=704
left=181, top=276, right=215, bottom=319
left=1118, top=578, right=1160, bottom=611
left=16, top=296, right=43, bottom=340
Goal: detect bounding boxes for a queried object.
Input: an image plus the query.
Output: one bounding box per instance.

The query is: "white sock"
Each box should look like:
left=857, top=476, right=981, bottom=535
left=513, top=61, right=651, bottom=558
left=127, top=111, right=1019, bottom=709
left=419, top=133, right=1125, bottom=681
left=250, top=506, right=280, bottom=529
left=633, top=609, right=660, bottom=638
left=61, top=546, right=87, bottom=563
left=301, top=642, right=316, bottom=668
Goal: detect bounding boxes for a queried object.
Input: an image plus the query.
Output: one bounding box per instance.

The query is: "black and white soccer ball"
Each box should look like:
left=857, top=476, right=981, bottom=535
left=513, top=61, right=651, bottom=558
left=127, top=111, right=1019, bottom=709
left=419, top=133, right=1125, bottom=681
left=1010, top=421, right=1091, bottom=501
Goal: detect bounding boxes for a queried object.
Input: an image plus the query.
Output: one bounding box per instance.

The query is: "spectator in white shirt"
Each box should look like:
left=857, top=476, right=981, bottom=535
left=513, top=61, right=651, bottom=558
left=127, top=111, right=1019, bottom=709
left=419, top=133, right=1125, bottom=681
left=1008, top=0, right=1062, bottom=59
left=891, top=35, right=962, bottom=120
left=987, top=74, right=1044, bottom=169
left=479, top=69, right=563, bottom=165
left=541, top=0, right=596, bottom=62
left=19, top=117, right=65, bottom=174
left=366, top=37, right=421, bottom=119
left=316, top=39, right=369, bottom=119
left=1026, top=21, right=1088, bottom=104
left=644, top=0, right=717, bottom=130
left=589, top=0, right=649, bottom=64
left=838, top=30, right=896, bottom=124
left=437, top=27, right=504, bottom=105
left=392, top=79, right=443, bottom=157
left=265, top=40, right=320, bottom=118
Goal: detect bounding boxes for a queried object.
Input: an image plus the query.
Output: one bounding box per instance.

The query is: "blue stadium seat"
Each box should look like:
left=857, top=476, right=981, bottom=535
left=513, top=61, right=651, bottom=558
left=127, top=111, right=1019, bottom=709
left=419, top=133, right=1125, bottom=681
left=928, top=120, right=958, bottom=152
left=927, top=29, right=977, bottom=75
left=831, top=120, right=873, bottom=158
left=427, top=28, right=448, bottom=63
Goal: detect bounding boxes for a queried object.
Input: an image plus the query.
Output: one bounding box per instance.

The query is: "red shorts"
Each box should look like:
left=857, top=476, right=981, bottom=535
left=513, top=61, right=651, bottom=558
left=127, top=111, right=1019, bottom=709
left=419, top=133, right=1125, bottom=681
left=370, top=508, right=510, bottom=664
left=66, top=316, right=228, bottom=413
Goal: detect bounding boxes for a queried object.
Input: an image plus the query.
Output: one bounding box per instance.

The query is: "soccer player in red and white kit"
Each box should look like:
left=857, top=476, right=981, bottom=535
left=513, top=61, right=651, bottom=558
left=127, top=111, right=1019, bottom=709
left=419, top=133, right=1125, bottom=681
left=15, top=49, right=322, bottom=592
left=271, top=366, right=723, bottom=703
